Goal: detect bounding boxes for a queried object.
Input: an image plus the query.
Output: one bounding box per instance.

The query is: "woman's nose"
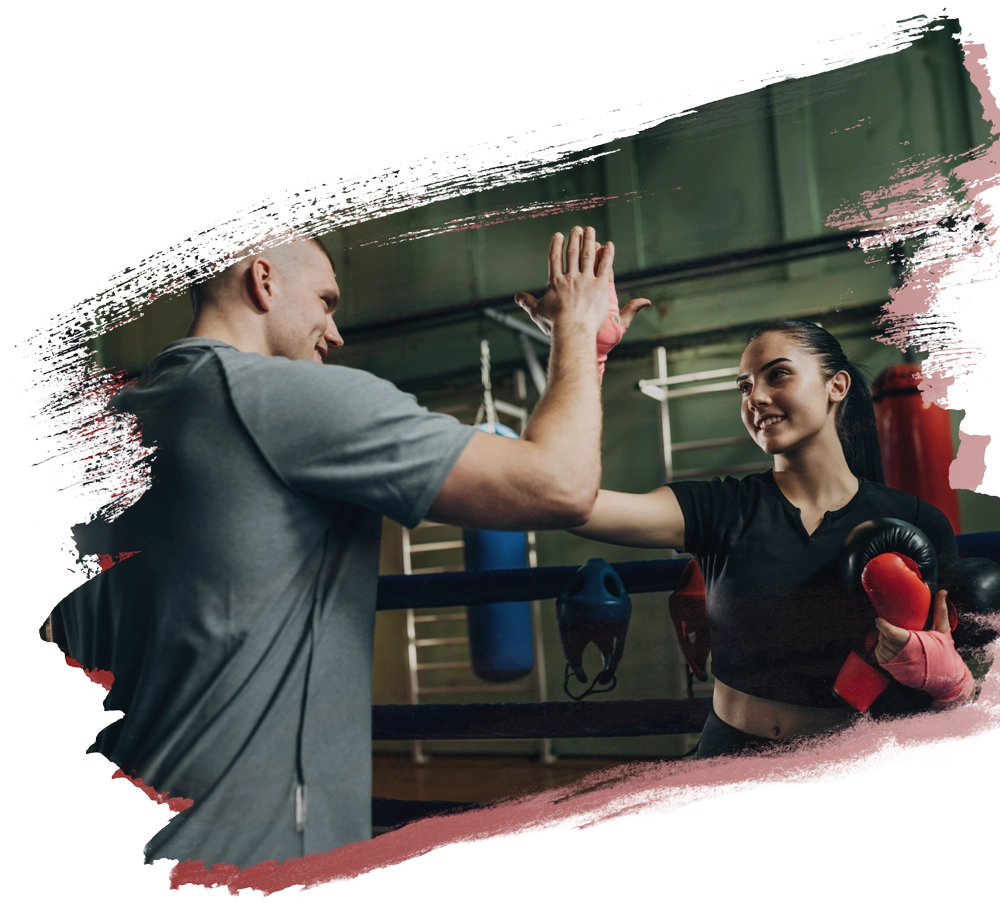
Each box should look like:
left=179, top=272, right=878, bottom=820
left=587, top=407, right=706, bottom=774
left=747, top=383, right=770, bottom=409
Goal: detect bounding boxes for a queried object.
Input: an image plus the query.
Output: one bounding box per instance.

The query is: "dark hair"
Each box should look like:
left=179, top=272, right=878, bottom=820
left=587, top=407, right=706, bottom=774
left=748, top=319, right=884, bottom=483
left=184, top=208, right=337, bottom=311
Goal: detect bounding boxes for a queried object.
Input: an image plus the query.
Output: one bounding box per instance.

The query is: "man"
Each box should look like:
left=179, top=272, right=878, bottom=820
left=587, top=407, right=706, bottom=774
left=42, top=226, right=639, bottom=870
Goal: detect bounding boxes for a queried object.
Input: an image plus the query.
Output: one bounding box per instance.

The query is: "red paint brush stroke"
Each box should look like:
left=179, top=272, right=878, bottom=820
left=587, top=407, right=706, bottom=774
left=111, top=770, right=193, bottom=813
left=65, top=656, right=114, bottom=692
left=952, top=431, right=991, bottom=491
left=921, top=336, right=990, bottom=410
left=35, top=352, right=156, bottom=520
left=165, top=659, right=1000, bottom=895
left=96, top=550, right=140, bottom=572
left=828, top=169, right=957, bottom=240
left=67, top=651, right=196, bottom=814
left=826, top=42, right=999, bottom=493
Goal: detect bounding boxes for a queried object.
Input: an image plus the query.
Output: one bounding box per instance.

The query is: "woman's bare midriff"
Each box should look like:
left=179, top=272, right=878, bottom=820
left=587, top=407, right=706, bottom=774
left=713, top=679, right=856, bottom=740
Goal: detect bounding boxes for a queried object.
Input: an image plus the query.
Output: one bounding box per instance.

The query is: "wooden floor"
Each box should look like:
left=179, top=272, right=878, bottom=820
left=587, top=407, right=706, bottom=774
left=372, top=752, right=646, bottom=803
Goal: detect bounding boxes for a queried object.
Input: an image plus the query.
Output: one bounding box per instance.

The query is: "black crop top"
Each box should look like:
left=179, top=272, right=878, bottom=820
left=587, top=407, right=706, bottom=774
left=669, top=472, right=958, bottom=708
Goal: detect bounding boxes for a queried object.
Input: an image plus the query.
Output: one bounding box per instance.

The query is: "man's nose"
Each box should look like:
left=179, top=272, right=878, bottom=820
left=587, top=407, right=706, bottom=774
left=326, top=317, right=345, bottom=350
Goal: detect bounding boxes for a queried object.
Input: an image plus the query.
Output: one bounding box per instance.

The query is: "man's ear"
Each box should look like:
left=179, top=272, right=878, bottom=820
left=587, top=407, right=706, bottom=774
left=830, top=369, right=851, bottom=403
left=247, top=256, right=276, bottom=312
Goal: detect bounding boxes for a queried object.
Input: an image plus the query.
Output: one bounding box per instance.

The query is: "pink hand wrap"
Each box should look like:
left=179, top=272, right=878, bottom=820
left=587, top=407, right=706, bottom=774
left=881, top=629, right=976, bottom=709
left=596, top=278, right=626, bottom=380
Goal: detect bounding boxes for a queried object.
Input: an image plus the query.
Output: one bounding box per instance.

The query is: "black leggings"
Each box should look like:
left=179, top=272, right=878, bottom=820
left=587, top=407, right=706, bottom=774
left=695, top=708, right=785, bottom=759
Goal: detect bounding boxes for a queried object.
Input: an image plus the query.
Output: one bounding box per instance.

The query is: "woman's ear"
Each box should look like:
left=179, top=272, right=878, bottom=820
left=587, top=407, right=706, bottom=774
left=829, top=369, right=851, bottom=403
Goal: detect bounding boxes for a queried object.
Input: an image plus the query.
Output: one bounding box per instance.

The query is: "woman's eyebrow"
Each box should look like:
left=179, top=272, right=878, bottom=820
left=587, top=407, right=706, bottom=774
left=737, top=357, right=792, bottom=384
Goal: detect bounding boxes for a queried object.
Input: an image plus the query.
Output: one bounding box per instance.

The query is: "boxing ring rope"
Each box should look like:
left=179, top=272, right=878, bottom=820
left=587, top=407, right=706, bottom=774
left=375, top=532, right=1000, bottom=612
left=377, top=558, right=689, bottom=611
left=373, top=698, right=713, bottom=741
left=369, top=533, right=999, bottom=829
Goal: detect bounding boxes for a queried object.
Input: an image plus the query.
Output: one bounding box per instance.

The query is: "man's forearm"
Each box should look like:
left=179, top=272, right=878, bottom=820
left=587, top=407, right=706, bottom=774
left=521, top=318, right=602, bottom=503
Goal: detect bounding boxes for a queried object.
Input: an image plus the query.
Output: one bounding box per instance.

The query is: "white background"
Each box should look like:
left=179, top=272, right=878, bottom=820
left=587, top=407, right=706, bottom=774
left=4, top=2, right=999, bottom=899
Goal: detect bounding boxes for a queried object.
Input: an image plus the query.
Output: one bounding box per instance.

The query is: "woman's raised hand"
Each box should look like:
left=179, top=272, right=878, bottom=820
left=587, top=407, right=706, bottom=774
left=593, top=243, right=651, bottom=374
left=595, top=242, right=652, bottom=331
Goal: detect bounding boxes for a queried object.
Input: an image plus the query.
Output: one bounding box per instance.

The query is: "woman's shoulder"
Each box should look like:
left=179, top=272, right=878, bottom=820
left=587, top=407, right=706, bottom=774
left=669, top=470, right=774, bottom=498
left=858, top=480, right=912, bottom=506
left=667, top=471, right=779, bottom=521
left=856, top=481, right=958, bottom=553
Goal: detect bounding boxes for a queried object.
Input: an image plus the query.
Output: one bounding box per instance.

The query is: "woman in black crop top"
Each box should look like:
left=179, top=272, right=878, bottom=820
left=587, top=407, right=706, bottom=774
left=571, top=319, right=969, bottom=756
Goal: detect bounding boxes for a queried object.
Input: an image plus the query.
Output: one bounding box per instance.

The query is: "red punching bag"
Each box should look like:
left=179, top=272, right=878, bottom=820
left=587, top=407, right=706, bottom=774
left=872, top=363, right=961, bottom=533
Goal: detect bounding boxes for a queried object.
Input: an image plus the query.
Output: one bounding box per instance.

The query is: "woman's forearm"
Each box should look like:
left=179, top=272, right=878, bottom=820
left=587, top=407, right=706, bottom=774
left=567, top=486, right=686, bottom=549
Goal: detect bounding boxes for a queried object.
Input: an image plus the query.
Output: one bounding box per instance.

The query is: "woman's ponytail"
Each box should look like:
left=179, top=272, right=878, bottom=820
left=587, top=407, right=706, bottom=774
left=838, top=360, right=884, bottom=483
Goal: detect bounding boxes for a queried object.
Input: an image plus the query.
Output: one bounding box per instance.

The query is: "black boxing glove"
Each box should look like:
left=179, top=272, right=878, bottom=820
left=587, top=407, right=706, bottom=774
left=839, top=518, right=939, bottom=597
left=941, top=557, right=1000, bottom=655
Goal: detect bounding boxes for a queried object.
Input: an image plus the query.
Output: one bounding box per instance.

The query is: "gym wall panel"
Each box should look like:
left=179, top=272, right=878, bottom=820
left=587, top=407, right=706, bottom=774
left=92, top=27, right=982, bottom=392
left=466, top=168, right=609, bottom=301
left=807, top=30, right=975, bottom=223
left=614, top=260, right=894, bottom=348
left=633, top=105, right=783, bottom=266
left=332, top=194, right=479, bottom=328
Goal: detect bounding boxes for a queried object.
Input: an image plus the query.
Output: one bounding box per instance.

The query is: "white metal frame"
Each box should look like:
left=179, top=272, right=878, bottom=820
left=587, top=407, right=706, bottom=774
left=402, top=368, right=554, bottom=764
left=639, top=347, right=759, bottom=481
left=638, top=346, right=768, bottom=744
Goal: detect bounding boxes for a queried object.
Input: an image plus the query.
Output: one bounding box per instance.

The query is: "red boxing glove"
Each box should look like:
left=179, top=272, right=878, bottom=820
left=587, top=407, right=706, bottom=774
left=880, top=629, right=976, bottom=709
left=668, top=559, right=711, bottom=694
left=596, top=276, right=625, bottom=380
left=834, top=550, right=934, bottom=713
left=861, top=553, right=932, bottom=632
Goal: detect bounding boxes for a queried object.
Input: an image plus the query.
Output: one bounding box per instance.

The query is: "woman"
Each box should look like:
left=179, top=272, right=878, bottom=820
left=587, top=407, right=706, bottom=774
left=516, top=265, right=973, bottom=755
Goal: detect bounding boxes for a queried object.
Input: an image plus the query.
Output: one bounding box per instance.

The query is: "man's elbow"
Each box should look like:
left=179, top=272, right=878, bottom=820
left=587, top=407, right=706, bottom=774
left=546, top=479, right=599, bottom=528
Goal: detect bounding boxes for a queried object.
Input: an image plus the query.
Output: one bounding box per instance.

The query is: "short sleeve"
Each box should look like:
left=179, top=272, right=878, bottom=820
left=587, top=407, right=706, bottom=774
left=219, top=352, right=476, bottom=528
left=914, top=497, right=959, bottom=572
left=668, top=477, right=743, bottom=556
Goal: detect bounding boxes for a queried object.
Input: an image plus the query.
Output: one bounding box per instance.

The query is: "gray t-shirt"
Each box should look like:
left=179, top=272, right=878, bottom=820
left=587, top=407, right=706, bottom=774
left=54, top=338, right=475, bottom=869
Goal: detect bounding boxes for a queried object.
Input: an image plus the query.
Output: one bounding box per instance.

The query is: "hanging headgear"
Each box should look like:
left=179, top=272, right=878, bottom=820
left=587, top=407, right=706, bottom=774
left=556, top=558, right=632, bottom=700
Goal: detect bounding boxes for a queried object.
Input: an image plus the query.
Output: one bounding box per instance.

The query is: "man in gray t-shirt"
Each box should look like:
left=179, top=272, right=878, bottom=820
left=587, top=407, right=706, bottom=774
left=45, top=228, right=631, bottom=870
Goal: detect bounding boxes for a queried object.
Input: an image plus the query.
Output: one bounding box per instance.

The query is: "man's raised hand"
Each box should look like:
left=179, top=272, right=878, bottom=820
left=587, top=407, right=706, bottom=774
left=514, top=226, right=612, bottom=338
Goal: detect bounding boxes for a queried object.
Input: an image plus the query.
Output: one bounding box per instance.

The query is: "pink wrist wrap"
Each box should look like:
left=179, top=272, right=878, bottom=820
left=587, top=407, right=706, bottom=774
left=596, top=278, right=626, bottom=380
left=881, top=629, right=976, bottom=709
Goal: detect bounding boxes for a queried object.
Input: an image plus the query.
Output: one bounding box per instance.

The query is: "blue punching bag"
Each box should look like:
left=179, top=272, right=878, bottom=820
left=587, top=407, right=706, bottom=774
left=463, top=423, right=535, bottom=683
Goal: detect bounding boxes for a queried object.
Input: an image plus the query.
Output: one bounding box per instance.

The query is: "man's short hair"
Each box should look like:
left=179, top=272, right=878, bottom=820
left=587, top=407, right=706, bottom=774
left=184, top=208, right=337, bottom=311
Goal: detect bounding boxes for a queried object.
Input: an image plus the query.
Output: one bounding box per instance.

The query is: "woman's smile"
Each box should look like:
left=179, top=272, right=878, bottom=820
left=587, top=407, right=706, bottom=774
left=755, top=414, right=787, bottom=433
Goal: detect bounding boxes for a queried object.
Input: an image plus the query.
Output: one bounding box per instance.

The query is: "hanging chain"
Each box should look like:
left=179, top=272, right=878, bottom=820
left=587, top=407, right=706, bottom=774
left=474, top=338, right=497, bottom=429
